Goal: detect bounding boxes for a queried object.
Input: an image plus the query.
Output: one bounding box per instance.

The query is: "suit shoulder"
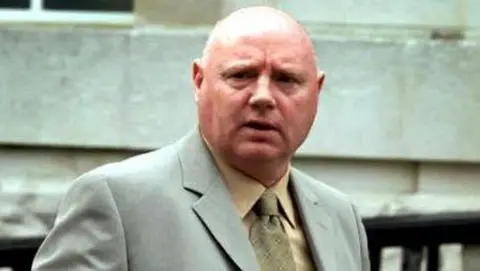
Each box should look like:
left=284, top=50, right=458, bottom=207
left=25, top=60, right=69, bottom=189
left=76, top=143, right=180, bottom=188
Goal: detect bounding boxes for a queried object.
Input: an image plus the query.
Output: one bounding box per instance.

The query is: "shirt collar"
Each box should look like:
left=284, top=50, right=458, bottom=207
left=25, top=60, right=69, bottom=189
left=202, top=135, right=296, bottom=228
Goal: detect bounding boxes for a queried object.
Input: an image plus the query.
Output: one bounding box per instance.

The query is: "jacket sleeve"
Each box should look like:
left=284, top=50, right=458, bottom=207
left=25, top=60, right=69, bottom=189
left=32, top=170, right=128, bottom=271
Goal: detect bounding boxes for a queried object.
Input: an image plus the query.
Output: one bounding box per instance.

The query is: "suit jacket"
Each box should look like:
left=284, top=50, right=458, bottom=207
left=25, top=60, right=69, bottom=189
left=32, top=130, right=370, bottom=271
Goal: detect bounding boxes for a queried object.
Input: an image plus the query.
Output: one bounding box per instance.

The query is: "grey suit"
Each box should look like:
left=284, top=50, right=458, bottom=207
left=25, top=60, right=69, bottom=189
left=32, top=130, right=370, bottom=271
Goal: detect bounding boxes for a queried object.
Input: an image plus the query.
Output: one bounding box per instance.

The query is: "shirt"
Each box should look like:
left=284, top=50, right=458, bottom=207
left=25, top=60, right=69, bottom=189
left=204, top=138, right=315, bottom=271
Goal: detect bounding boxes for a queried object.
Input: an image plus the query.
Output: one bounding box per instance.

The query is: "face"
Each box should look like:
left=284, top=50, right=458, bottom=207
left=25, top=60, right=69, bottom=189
left=193, top=29, right=324, bottom=166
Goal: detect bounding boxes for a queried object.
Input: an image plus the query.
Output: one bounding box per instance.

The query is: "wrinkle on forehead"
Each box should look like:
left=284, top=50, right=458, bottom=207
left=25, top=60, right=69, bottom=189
left=201, top=6, right=317, bottom=67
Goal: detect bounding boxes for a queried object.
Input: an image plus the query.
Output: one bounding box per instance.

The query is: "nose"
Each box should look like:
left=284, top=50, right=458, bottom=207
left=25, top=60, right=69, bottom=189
left=248, top=77, right=276, bottom=110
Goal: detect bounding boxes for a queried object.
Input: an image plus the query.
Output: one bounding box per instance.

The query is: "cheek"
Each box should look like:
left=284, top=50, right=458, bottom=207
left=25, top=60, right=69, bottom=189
left=198, top=93, right=213, bottom=119
left=215, top=91, right=245, bottom=117
left=203, top=80, right=249, bottom=128
left=280, top=97, right=317, bottom=132
left=205, top=91, right=238, bottom=130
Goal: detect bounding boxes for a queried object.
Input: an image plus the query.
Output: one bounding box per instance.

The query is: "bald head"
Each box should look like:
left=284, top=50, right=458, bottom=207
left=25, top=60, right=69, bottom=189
left=201, top=6, right=316, bottom=66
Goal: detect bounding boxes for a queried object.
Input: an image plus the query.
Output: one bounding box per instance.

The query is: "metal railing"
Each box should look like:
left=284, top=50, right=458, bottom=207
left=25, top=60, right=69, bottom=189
left=1, top=211, right=480, bottom=271
left=0, top=236, right=43, bottom=270
left=364, top=211, right=480, bottom=271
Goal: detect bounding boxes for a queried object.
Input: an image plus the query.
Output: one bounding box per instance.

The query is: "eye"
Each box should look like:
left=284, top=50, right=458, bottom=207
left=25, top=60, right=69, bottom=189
left=273, top=73, right=299, bottom=84
left=229, top=70, right=257, bottom=80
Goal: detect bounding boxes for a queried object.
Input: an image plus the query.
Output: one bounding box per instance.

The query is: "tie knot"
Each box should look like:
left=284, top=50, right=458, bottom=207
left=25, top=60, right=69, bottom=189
left=254, top=189, right=279, bottom=217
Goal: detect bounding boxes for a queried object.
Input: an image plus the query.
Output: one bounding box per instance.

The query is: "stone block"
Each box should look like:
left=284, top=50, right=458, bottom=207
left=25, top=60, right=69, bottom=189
left=292, top=158, right=416, bottom=193
left=298, top=40, right=406, bottom=158
left=347, top=193, right=403, bottom=218
left=1, top=29, right=479, bottom=162
left=124, top=30, right=205, bottom=148
left=417, top=163, right=480, bottom=194
left=134, top=0, right=272, bottom=26
left=392, top=194, right=480, bottom=214
left=132, top=0, right=476, bottom=31
left=467, top=0, right=480, bottom=27
left=466, top=28, right=480, bottom=40
left=1, top=146, right=480, bottom=239
left=0, top=28, right=129, bottom=147
left=0, top=190, right=61, bottom=237
left=276, top=0, right=462, bottom=28
left=350, top=191, right=480, bottom=218
left=0, top=147, right=132, bottom=237
left=134, top=0, right=223, bottom=26
left=0, top=147, right=133, bottom=181
left=221, top=0, right=273, bottom=14
left=403, top=41, right=480, bottom=161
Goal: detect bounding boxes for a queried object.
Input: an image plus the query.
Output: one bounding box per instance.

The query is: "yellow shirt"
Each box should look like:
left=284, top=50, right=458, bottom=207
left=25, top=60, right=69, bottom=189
left=205, top=140, right=315, bottom=271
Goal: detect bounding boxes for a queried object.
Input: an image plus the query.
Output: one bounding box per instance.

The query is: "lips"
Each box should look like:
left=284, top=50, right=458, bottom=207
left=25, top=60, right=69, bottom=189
left=243, top=121, right=278, bottom=131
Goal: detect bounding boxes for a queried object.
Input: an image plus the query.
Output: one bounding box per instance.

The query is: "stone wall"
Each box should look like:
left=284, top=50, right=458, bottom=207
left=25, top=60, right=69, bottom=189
left=1, top=0, right=480, bottom=269
left=1, top=28, right=479, bottom=270
left=2, top=28, right=479, bottom=161
left=135, top=0, right=480, bottom=39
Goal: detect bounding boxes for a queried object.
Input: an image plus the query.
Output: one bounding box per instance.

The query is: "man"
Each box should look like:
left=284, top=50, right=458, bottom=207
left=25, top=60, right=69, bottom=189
left=32, top=6, right=370, bottom=271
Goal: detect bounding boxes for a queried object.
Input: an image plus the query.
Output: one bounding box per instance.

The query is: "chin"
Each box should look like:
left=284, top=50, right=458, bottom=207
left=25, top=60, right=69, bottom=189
left=234, top=142, right=283, bottom=161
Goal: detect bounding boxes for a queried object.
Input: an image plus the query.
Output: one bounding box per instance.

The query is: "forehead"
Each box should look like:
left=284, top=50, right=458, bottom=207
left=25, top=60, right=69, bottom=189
left=210, top=31, right=315, bottom=69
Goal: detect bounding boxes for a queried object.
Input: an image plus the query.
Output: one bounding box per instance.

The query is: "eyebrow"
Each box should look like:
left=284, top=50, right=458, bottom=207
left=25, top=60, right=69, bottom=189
left=273, top=68, right=301, bottom=77
left=218, top=59, right=309, bottom=80
left=272, top=62, right=307, bottom=77
left=219, top=60, right=262, bottom=72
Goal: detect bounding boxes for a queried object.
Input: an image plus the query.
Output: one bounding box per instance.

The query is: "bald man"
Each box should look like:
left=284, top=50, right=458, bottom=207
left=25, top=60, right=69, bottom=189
left=32, top=7, right=370, bottom=271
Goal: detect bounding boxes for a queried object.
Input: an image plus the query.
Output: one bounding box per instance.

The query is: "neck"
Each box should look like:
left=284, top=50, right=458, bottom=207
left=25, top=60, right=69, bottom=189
left=231, top=158, right=290, bottom=187
left=199, top=131, right=291, bottom=187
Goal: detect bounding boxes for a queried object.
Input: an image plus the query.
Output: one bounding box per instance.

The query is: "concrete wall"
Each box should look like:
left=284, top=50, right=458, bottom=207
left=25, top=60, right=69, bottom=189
left=2, top=146, right=480, bottom=234
left=135, top=0, right=480, bottom=39
left=276, top=0, right=473, bottom=28
left=135, top=0, right=480, bottom=29
left=1, top=24, right=480, bottom=223
left=2, top=29, right=479, bottom=162
left=1, top=146, right=477, bottom=270
left=1, top=0, right=480, bottom=269
left=1, top=30, right=479, bottom=270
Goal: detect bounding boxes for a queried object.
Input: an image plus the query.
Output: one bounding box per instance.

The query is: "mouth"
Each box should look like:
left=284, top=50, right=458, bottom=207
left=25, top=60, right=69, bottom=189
left=243, top=121, right=278, bottom=131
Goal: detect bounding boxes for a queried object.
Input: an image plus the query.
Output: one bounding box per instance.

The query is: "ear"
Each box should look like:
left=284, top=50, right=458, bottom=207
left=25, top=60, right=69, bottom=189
left=317, top=70, right=325, bottom=93
left=192, top=59, right=204, bottom=102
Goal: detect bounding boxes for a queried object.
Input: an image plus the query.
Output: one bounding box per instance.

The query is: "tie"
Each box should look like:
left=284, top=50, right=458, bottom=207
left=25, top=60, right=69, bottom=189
left=249, top=189, right=296, bottom=271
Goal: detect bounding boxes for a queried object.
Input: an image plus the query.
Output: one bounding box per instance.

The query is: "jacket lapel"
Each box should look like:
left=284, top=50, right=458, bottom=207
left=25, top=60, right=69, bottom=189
left=177, top=130, right=259, bottom=271
left=291, top=169, right=336, bottom=271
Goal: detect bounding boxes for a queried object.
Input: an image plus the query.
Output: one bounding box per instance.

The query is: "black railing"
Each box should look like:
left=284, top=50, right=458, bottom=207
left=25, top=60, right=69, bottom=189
left=1, top=211, right=480, bottom=271
left=365, top=211, right=480, bottom=271
left=0, top=236, right=43, bottom=270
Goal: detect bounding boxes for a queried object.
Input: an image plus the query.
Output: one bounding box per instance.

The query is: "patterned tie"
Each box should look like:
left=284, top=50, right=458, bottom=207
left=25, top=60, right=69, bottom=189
left=249, top=189, right=296, bottom=271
